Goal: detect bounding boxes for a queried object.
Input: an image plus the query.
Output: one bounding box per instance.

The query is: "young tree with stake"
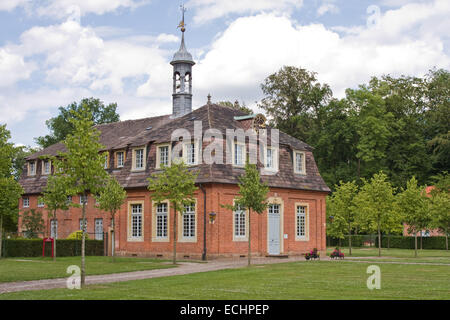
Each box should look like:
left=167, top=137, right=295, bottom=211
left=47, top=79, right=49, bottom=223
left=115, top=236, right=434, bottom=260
left=96, top=176, right=126, bottom=261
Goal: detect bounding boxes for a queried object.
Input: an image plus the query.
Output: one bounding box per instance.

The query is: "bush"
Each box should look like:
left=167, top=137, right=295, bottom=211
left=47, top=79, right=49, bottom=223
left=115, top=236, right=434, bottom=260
left=378, top=235, right=447, bottom=250
left=67, top=230, right=90, bottom=240
left=1, top=239, right=104, bottom=257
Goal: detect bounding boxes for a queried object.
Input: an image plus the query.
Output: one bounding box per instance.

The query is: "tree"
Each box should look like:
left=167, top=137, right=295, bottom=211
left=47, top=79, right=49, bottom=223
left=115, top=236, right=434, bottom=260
left=429, top=192, right=450, bottom=250
left=223, top=162, right=269, bottom=266
left=354, top=172, right=397, bottom=257
left=35, top=98, right=120, bottom=148
left=395, top=177, right=430, bottom=257
left=259, top=66, right=332, bottom=144
left=96, top=176, right=127, bottom=262
left=147, top=161, right=198, bottom=265
left=51, top=104, right=109, bottom=287
left=20, top=209, right=45, bottom=238
left=0, top=125, right=23, bottom=258
left=326, top=181, right=359, bottom=255
left=217, top=100, right=253, bottom=115
left=41, top=174, right=71, bottom=261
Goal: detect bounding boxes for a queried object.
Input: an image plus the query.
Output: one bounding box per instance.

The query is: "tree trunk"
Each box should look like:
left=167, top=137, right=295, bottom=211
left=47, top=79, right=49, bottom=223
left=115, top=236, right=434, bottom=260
left=377, top=225, right=381, bottom=257
left=172, top=204, right=177, bottom=265
left=348, top=225, right=352, bottom=256
left=248, top=209, right=251, bottom=266
left=111, top=213, right=115, bottom=263
left=0, top=215, right=3, bottom=259
left=446, top=233, right=448, bottom=251
left=420, top=233, right=423, bottom=250
left=81, top=191, right=87, bottom=287
left=414, top=232, right=418, bottom=258
left=53, top=210, right=57, bottom=262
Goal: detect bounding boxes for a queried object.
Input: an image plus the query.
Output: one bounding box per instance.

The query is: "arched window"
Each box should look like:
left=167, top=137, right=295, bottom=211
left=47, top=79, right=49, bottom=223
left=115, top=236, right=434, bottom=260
left=174, top=72, right=181, bottom=93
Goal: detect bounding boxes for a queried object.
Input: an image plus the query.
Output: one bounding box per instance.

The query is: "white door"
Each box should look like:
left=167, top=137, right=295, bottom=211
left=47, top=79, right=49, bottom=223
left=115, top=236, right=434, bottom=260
left=268, top=204, right=281, bottom=255
left=95, top=218, right=103, bottom=240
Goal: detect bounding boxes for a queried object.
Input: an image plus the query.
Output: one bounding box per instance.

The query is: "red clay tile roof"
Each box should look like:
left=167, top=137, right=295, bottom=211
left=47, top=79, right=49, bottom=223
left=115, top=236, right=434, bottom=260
left=20, top=104, right=330, bottom=194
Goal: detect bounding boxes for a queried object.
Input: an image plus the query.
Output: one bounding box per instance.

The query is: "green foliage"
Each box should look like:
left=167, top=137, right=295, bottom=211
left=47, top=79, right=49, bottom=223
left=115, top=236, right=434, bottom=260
left=429, top=191, right=450, bottom=239
left=41, top=174, right=71, bottom=216
left=377, top=236, right=448, bottom=250
left=258, top=66, right=449, bottom=190
left=326, top=181, right=359, bottom=240
left=96, top=176, right=127, bottom=217
left=67, top=230, right=90, bottom=240
left=35, top=97, right=120, bottom=148
left=20, top=209, right=45, bottom=238
left=1, top=239, right=102, bottom=257
left=147, top=161, right=198, bottom=264
left=396, top=176, right=430, bottom=235
left=217, top=100, right=253, bottom=115
left=233, top=162, right=270, bottom=215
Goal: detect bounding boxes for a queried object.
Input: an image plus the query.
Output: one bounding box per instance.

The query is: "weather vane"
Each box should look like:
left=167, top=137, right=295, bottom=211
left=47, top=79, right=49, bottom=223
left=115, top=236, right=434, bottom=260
left=177, top=4, right=187, bottom=32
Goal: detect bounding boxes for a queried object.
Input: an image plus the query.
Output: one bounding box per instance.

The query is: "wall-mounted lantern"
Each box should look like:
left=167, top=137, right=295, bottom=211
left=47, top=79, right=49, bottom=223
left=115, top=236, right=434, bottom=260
left=209, top=212, right=217, bottom=224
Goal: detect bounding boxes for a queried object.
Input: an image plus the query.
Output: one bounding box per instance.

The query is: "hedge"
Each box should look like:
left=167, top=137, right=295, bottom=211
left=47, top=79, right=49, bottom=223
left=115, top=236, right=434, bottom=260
left=1, top=239, right=104, bottom=258
left=328, top=235, right=448, bottom=250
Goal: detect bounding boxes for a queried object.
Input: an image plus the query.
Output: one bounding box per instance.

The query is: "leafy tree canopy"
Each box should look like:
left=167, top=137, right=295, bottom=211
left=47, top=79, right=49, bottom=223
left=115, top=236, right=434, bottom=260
left=35, top=97, right=120, bottom=148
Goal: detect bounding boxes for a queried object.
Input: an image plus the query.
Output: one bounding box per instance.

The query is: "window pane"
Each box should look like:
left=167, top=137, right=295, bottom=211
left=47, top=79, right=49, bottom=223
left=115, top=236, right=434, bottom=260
left=234, top=204, right=246, bottom=237
left=131, top=204, right=142, bottom=238
left=159, top=146, right=169, bottom=166
left=296, top=152, right=303, bottom=172
left=297, top=206, right=306, bottom=237
left=266, top=148, right=273, bottom=168
left=187, top=143, right=195, bottom=165
left=135, top=149, right=144, bottom=169
left=117, top=152, right=124, bottom=167
left=156, top=203, right=168, bottom=237
left=183, top=203, right=195, bottom=237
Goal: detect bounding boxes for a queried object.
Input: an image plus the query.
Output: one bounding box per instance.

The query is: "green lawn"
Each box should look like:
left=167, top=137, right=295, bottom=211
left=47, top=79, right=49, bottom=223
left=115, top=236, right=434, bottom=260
left=0, top=256, right=176, bottom=283
left=1, top=260, right=449, bottom=300
left=327, top=247, right=450, bottom=264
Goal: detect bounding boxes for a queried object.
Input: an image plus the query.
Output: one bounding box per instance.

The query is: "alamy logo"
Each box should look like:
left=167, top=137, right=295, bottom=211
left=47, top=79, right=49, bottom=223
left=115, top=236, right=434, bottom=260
left=366, top=265, right=381, bottom=290
left=66, top=265, right=81, bottom=289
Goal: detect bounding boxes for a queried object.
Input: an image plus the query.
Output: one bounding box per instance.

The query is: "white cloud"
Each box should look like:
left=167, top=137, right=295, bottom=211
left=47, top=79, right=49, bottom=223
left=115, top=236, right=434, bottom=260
left=0, top=48, right=34, bottom=87
left=194, top=1, right=450, bottom=104
left=0, top=0, right=30, bottom=11
left=35, top=0, right=149, bottom=19
left=317, top=2, right=339, bottom=17
left=186, top=0, right=303, bottom=24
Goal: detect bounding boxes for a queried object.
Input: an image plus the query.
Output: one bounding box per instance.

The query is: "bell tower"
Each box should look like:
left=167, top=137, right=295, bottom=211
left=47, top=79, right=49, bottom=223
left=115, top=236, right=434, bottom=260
left=171, top=5, right=195, bottom=118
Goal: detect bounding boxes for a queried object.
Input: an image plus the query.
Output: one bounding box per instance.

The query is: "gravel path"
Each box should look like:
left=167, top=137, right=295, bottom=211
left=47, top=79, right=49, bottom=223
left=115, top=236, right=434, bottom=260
left=0, top=255, right=448, bottom=294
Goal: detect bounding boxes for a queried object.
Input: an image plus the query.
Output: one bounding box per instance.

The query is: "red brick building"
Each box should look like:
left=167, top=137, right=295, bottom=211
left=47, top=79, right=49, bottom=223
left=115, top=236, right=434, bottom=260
left=18, top=24, right=330, bottom=259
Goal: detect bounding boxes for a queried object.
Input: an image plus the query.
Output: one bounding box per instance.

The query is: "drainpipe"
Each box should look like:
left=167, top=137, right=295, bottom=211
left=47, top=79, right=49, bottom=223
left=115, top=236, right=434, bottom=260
left=200, top=184, right=207, bottom=261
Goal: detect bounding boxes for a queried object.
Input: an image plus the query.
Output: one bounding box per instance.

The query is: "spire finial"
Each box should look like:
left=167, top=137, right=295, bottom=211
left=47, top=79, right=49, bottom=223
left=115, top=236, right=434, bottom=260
left=207, top=94, right=212, bottom=105
left=177, top=4, right=187, bottom=33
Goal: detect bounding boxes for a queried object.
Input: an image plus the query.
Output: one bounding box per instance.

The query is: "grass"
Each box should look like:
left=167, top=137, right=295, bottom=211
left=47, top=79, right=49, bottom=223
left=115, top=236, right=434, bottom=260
left=1, top=260, right=449, bottom=300
left=327, top=247, right=450, bottom=264
left=0, top=256, right=176, bottom=283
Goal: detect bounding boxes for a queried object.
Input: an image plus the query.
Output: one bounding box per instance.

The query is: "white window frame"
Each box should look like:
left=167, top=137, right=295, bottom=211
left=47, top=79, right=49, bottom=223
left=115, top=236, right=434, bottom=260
left=79, top=218, right=87, bottom=232
left=178, top=200, right=197, bottom=242
left=23, top=197, right=30, bottom=208
left=103, top=153, right=109, bottom=169
left=79, top=194, right=88, bottom=205
left=233, top=202, right=248, bottom=241
left=233, top=141, right=245, bottom=167
left=128, top=201, right=144, bottom=241
left=156, top=144, right=171, bottom=169
left=183, top=140, right=199, bottom=166
left=264, top=146, right=278, bottom=172
left=156, top=203, right=168, bottom=238
left=116, top=151, right=125, bottom=168
left=37, top=198, right=44, bottom=208
left=28, top=161, right=36, bottom=176
left=66, top=195, right=72, bottom=205
left=295, top=203, right=309, bottom=241
left=293, top=150, right=306, bottom=175
left=152, top=200, right=170, bottom=242
left=132, top=147, right=146, bottom=171
left=42, top=160, right=51, bottom=175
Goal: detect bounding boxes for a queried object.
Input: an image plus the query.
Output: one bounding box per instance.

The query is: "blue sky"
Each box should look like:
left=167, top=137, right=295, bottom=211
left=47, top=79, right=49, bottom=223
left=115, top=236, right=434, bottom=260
left=1, top=0, right=449, bottom=147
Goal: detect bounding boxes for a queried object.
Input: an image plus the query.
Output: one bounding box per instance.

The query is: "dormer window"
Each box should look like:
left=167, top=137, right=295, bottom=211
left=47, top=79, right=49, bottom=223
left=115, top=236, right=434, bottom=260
left=233, top=142, right=245, bottom=167
left=42, top=160, right=51, bottom=175
left=132, top=147, right=146, bottom=171
left=183, top=141, right=198, bottom=166
left=116, top=151, right=125, bottom=168
left=294, top=150, right=306, bottom=174
left=156, top=144, right=171, bottom=169
left=264, top=146, right=278, bottom=172
left=103, top=153, right=109, bottom=169
left=28, top=161, right=36, bottom=176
